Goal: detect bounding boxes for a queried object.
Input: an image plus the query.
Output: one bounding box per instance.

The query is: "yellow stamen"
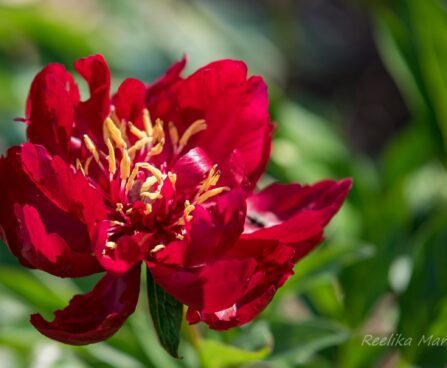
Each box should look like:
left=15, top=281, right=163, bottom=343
left=137, top=163, right=163, bottom=182
left=106, top=138, right=116, bottom=175
left=168, top=172, right=177, bottom=187
left=125, top=165, right=139, bottom=194
left=151, top=244, right=165, bottom=253
left=198, top=164, right=220, bottom=194
left=178, top=119, right=207, bottom=151
left=152, top=118, right=165, bottom=143
left=116, top=203, right=124, bottom=212
left=176, top=233, right=185, bottom=240
left=149, top=138, right=165, bottom=156
left=83, top=134, right=100, bottom=163
left=196, top=187, right=230, bottom=204
left=169, top=121, right=179, bottom=147
left=111, top=221, right=125, bottom=226
left=106, top=241, right=117, bottom=249
left=140, top=176, right=159, bottom=193
left=129, top=122, right=147, bottom=140
left=128, top=137, right=152, bottom=159
left=105, top=117, right=127, bottom=149
left=120, top=149, right=131, bottom=180
left=143, top=109, right=153, bottom=137
left=126, top=208, right=133, bottom=215
left=140, top=191, right=163, bottom=200
left=76, top=159, right=85, bottom=175
left=84, top=156, right=93, bottom=175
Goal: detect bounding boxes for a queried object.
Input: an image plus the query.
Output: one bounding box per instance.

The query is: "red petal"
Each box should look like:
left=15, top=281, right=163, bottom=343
left=26, top=63, right=79, bottom=158
left=171, top=147, right=213, bottom=195
left=74, top=54, right=111, bottom=143
left=113, top=78, right=146, bottom=131
left=30, top=266, right=141, bottom=345
left=148, top=258, right=257, bottom=313
left=176, top=60, right=273, bottom=189
left=15, top=205, right=101, bottom=277
left=245, top=179, right=352, bottom=246
left=21, top=143, right=107, bottom=230
left=94, top=221, right=149, bottom=275
left=0, top=148, right=95, bottom=267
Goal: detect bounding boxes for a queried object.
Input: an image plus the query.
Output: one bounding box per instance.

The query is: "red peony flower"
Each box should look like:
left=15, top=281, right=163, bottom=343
left=0, top=55, right=351, bottom=347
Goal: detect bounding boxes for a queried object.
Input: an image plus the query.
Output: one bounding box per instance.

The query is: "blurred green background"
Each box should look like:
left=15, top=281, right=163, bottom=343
left=1, top=0, right=447, bottom=367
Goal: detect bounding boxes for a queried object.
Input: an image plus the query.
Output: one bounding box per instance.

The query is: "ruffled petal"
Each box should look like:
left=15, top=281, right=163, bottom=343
left=15, top=205, right=101, bottom=277
left=113, top=78, right=146, bottom=132
left=94, top=221, right=150, bottom=275
left=176, top=60, right=273, bottom=188
left=30, top=266, right=141, bottom=345
left=186, top=238, right=296, bottom=330
left=26, top=63, right=79, bottom=158
left=171, top=147, right=213, bottom=195
left=21, top=143, right=107, bottom=229
left=74, top=54, right=111, bottom=143
left=245, top=179, right=352, bottom=245
left=0, top=148, right=95, bottom=267
left=148, top=258, right=257, bottom=313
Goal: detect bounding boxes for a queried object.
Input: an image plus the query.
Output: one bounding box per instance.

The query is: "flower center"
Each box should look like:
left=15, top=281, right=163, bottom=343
left=76, top=107, right=229, bottom=250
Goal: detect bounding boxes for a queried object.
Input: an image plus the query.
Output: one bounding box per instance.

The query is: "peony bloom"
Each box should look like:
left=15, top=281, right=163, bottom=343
left=0, top=55, right=351, bottom=346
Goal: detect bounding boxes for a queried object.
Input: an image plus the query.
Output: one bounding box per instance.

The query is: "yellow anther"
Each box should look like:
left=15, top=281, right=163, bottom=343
left=184, top=200, right=195, bottom=221
left=151, top=244, right=165, bottom=253
left=196, top=187, right=230, bottom=204
left=120, top=149, right=131, bottom=180
left=168, top=172, right=177, bottom=187
left=199, top=164, right=220, bottom=194
left=140, top=176, right=159, bottom=193
left=149, top=138, right=165, bottom=156
left=126, top=208, right=133, bottom=215
left=76, top=159, right=85, bottom=175
left=129, top=122, right=147, bottom=140
left=176, top=233, right=185, bottom=240
left=137, top=163, right=163, bottom=182
left=152, top=118, right=165, bottom=142
left=111, top=221, right=125, bottom=226
left=169, top=121, right=179, bottom=147
left=106, top=241, right=117, bottom=249
left=116, top=202, right=124, bottom=212
left=140, top=191, right=163, bottom=200
left=105, top=117, right=127, bottom=149
left=178, top=119, right=207, bottom=151
left=84, top=156, right=93, bottom=175
left=128, top=137, right=152, bottom=159
left=144, top=203, right=152, bottom=215
left=143, top=109, right=153, bottom=137
left=83, top=134, right=100, bottom=163
left=125, top=165, right=139, bottom=194
left=106, top=138, right=116, bottom=175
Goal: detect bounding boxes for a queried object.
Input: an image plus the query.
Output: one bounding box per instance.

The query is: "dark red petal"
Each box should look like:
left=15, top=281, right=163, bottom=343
left=0, top=148, right=95, bottom=267
left=15, top=205, right=101, bottom=277
left=152, top=189, right=246, bottom=268
left=30, top=266, right=141, bottom=345
left=26, top=63, right=80, bottom=158
left=147, top=258, right=257, bottom=313
left=113, top=78, right=146, bottom=130
left=74, top=54, right=111, bottom=143
left=245, top=179, right=352, bottom=244
left=171, top=147, right=213, bottom=195
left=186, top=238, right=297, bottom=330
left=176, top=60, right=273, bottom=188
left=94, top=221, right=149, bottom=275
left=21, top=143, right=107, bottom=229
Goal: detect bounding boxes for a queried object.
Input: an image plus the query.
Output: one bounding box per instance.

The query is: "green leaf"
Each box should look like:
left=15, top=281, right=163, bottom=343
left=146, top=267, right=183, bottom=358
left=200, top=339, right=269, bottom=368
